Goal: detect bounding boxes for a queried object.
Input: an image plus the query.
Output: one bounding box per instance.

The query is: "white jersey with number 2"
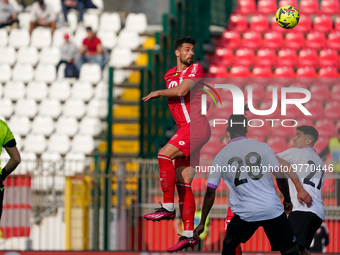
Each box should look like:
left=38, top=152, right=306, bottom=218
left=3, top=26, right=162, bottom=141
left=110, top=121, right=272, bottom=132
left=277, top=147, right=325, bottom=220
left=207, top=137, right=284, bottom=222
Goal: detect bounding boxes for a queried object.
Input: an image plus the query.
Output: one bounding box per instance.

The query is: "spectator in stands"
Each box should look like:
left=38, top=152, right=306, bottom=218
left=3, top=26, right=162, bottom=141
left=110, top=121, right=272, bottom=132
left=56, top=33, right=78, bottom=75
left=61, top=0, right=85, bottom=26
left=0, top=0, right=19, bottom=29
left=76, top=26, right=104, bottom=71
left=29, top=0, right=56, bottom=35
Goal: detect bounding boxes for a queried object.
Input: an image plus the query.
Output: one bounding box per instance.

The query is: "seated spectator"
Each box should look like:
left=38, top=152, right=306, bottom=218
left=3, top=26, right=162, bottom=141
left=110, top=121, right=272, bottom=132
left=61, top=0, right=85, bottom=26
left=0, top=0, right=18, bottom=29
left=29, top=0, right=56, bottom=35
left=57, top=33, right=78, bottom=77
left=76, top=26, right=104, bottom=71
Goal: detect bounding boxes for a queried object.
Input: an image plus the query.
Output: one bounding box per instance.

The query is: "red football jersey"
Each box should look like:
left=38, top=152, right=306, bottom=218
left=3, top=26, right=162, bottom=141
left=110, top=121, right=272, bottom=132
left=164, top=63, right=204, bottom=128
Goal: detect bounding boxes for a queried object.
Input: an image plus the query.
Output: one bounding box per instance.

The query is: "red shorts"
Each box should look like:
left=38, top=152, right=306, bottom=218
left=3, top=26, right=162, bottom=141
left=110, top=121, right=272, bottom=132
left=168, top=118, right=210, bottom=168
left=224, top=207, right=235, bottom=235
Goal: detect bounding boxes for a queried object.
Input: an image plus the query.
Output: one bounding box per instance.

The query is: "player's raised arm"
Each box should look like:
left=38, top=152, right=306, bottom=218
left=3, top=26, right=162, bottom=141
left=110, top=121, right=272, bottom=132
left=276, top=157, right=313, bottom=207
left=142, top=79, right=197, bottom=101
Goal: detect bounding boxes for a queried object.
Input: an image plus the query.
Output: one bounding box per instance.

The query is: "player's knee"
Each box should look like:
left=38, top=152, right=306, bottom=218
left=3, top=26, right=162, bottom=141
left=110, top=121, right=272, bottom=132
left=280, top=245, right=300, bottom=255
left=223, top=232, right=239, bottom=248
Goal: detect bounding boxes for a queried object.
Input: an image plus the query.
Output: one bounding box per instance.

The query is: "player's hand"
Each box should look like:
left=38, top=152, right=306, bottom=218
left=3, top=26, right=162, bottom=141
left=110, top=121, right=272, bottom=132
left=283, top=200, right=293, bottom=214
left=142, top=91, right=161, bottom=102
left=193, top=224, right=204, bottom=240
left=297, top=188, right=313, bottom=207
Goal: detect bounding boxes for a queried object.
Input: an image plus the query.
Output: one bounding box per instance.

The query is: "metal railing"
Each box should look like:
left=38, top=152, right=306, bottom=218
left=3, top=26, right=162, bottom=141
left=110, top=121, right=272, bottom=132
left=0, top=159, right=339, bottom=252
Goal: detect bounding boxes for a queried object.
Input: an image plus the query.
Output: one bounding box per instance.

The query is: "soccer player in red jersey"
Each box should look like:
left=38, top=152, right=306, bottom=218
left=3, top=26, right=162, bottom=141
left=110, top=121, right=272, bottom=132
left=143, top=37, right=211, bottom=252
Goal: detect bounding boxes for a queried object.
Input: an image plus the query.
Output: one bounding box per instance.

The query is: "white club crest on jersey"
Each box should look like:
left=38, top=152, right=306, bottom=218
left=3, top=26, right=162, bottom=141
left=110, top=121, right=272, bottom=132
left=179, top=141, right=185, bottom=145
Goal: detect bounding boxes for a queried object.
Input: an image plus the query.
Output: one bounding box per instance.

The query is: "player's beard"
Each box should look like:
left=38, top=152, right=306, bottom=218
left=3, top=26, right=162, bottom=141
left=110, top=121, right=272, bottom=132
left=180, top=56, right=193, bottom=66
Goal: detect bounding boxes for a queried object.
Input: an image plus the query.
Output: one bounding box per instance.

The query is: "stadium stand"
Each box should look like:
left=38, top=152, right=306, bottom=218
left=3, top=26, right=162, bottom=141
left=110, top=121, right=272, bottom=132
left=0, top=0, right=154, bottom=169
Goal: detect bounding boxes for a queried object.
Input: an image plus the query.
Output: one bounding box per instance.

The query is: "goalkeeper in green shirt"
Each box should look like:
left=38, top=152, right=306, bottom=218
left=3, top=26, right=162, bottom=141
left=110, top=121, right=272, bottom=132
left=0, top=119, right=21, bottom=220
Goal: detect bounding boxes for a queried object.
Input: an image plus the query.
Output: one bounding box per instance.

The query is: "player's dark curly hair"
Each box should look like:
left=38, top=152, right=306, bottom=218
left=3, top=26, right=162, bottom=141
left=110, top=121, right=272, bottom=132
left=175, top=37, right=196, bottom=50
left=297, top=125, right=319, bottom=145
left=227, top=104, right=249, bottom=139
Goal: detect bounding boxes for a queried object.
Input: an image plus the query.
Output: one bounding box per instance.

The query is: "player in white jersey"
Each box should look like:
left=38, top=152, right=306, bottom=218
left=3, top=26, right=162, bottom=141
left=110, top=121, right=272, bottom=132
left=194, top=112, right=312, bottom=255
left=277, top=126, right=325, bottom=255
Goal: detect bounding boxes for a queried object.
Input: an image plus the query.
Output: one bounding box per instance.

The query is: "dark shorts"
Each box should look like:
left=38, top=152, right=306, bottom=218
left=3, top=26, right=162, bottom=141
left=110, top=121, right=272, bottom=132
left=288, top=211, right=323, bottom=250
left=227, top=213, right=297, bottom=251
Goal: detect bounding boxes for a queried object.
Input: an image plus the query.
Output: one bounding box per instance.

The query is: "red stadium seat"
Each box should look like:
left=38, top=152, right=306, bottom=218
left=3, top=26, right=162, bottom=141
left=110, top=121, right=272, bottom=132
left=324, top=100, right=340, bottom=119
left=257, top=0, right=277, bottom=14
left=296, top=118, right=314, bottom=127
left=319, top=48, right=338, bottom=66
left=230, top=65, right=250, bottom=78
left=207, top=64, right=228, bottom=78
left=294, top=14, right=312, bottom=33
left=319, top=66, right=338, bottom=78
left=313, top=14, right=333, bottom=33
left=314, top=136, right=329, bottom=154
left=228, top=13, right=248, bottom=32
left=284, top=32, right=304, bottom=49
left=244, top=82, right=266, bottom=102
left=213, top=47, right=233, bottom=66
left=296, top=66, right=316, bottom=78
left=335, top=120, right=340, bottom=133
left=277, top=48, right=298, bottom=66
left=250, top=14, right=269, bottom=33
left=309, top=84, right=330, bottom=101
left=236, top=0, right=256, bottom=14
left=270, top=121, right=294, bottom=139
left=304, top=100, right=323, bottom=119
left=256, top=48, right=276, bottom=66
left=270, top=16, right=286, bottom=33
left=263, top=30, right=284, bottom=49
left=252, top=66, right=272, bottom=78
left=265, top=83, right=284, bottom=100
left=327, top=30, right=340, bottom=49
left=335, top=16, right=340, bottom=31
left=274, top=66, right=294, bottom=78
left=306, top=31, right=326, bottom=49
left=258, top=101, right=281, bottom=118
left=315, top=119, right=336, bottom=136
left=298, top=48, right=318, bottom=66
left=278, top=0, right=298, bottom=7
left=221, top=30, right=241, bottom=49
left=242, top=31, right=262, bottom=49
left=320, top=0, right=340, bottom=14
left=267, top=137, right=287, bottom=154
left=270, top=16, right=288, bottom=33
left=247, top=121, right=271, bottom=137
left=300, top=0, right=319, bottom=14
left=234, top=48, right=255, bottom=66
left=330, top=84, right=340, bottom=100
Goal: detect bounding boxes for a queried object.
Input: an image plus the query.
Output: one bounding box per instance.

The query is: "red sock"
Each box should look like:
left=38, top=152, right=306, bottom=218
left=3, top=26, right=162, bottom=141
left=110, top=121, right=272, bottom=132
left=158, top=154, right=176, bottom=204
left=176, top=182, right=195, bottom=231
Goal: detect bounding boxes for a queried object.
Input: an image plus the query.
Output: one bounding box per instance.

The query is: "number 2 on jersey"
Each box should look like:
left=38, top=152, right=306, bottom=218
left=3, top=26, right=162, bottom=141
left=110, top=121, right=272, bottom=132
left=303, top=160, right=325, bottom=190
left=229, top=152, right=264, bottom=187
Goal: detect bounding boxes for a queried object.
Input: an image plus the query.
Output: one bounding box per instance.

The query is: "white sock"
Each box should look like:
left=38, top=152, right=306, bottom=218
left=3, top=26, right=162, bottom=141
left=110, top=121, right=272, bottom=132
left=163, top=203, right=174, bottom=212
left=183, top=230, right=193, bottom=238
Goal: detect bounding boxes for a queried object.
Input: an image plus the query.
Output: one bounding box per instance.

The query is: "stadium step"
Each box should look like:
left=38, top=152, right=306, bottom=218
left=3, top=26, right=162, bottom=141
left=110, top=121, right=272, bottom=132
left=113, top=105, right=140, bottom=118
left=98, top=140, right=140, bottom=154
left=128, top=71, right=141, bottom=83
left=113, top=123, right=140, bottom=136
left=120, top=88, right=141, bottom=101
